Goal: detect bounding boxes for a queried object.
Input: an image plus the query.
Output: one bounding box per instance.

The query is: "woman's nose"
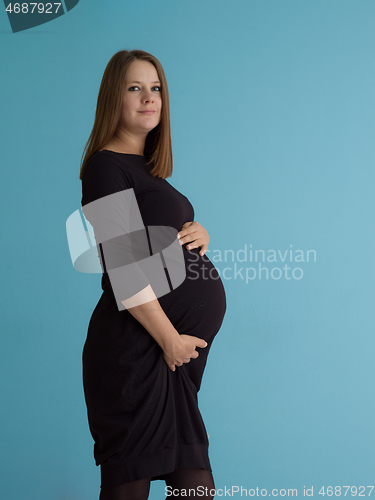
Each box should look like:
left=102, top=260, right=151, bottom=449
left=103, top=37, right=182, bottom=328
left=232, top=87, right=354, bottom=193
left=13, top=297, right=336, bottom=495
left=142, top=91, right=154, bottom=103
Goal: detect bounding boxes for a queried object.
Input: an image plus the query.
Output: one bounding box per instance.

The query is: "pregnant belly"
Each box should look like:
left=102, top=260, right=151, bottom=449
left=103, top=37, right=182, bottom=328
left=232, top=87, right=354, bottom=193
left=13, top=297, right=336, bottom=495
left=158, top=246, right=227, bottom=341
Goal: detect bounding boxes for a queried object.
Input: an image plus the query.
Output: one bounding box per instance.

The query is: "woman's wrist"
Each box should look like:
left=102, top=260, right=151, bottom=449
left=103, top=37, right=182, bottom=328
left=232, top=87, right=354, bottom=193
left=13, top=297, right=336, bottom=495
left=159, top=332, right=182, bottom=355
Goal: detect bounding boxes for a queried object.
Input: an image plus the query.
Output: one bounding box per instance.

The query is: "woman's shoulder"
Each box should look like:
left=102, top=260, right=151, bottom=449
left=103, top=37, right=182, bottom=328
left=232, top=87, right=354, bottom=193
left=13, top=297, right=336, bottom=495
left=83, top=150, right=135, bottom=180
left=81, top=151, right=134, bottom=206
left=84, top=149, right=125, bottom=170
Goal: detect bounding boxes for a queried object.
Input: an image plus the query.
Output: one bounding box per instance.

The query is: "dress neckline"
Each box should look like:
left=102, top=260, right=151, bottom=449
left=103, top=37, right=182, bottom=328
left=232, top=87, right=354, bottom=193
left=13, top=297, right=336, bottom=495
left=99, top=149, right=145, bottom=158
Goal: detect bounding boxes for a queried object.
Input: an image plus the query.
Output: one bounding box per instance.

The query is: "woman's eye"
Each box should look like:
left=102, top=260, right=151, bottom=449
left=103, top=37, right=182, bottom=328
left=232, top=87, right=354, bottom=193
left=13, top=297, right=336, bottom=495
left=128, top=86, right=161, bottom=91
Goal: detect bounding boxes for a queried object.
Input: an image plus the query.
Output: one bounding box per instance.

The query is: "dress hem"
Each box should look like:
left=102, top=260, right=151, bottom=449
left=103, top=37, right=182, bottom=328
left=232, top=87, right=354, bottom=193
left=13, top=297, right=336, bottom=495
left=100, top=442, right=211, bottom=488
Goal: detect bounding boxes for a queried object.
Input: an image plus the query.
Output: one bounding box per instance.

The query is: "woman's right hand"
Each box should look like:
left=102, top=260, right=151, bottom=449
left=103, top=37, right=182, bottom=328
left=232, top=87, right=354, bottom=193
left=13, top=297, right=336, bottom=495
left=162, top=334, right=207, bottom=372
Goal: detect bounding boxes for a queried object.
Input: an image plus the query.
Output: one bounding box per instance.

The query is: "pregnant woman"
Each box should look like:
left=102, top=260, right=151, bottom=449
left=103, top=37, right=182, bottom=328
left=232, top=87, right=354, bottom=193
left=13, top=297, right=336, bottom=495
left=79, top=49, right=227, bottom=500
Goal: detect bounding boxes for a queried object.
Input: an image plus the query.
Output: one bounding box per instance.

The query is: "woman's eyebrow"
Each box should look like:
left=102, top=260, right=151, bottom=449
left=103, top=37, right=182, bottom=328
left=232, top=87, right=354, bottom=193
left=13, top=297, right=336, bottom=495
left=128, top=80, right=161, bottom=84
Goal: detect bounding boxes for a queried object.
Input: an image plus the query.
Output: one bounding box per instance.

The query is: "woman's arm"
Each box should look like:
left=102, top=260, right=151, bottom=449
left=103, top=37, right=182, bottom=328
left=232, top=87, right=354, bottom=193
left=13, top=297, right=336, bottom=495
left=122, top=286, right=207, bottom=372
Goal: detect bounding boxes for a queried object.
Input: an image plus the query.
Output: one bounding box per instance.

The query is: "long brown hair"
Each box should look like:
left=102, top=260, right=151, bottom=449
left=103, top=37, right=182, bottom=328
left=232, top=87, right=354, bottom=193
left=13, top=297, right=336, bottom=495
left=79, top=49, right=173, bottom=180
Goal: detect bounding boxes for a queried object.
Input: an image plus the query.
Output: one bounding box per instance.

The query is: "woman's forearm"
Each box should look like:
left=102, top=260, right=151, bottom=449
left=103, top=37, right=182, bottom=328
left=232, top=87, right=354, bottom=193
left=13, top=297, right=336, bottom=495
left=121, top=285, right=180, bottom=351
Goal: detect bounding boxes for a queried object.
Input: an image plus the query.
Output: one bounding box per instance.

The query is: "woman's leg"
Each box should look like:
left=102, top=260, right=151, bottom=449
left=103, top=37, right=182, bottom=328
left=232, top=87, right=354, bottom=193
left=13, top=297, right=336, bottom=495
left=99, top=477, right=151, bottom=500
left=163, top=468, right=215, bottom=499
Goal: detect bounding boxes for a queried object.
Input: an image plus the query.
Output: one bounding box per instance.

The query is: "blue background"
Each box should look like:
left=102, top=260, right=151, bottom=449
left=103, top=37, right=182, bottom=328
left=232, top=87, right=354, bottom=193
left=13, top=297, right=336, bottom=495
left=1, top=1, right=374, bottom=499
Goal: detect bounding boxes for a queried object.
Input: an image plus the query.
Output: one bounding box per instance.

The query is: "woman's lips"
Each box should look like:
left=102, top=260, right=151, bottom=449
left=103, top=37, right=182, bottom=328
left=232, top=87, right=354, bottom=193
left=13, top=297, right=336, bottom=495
left=138, top=111, right=155, bottom=115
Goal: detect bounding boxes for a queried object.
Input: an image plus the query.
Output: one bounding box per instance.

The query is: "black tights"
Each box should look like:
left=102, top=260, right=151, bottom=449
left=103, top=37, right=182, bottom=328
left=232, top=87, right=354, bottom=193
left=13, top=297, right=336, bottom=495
left=99, top=468, right=215, bottom=500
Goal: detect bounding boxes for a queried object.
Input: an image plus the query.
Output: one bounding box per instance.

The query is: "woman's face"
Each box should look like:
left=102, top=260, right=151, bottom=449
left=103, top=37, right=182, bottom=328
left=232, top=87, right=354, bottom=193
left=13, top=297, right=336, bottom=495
left=119, top=59, right=162, bottom=137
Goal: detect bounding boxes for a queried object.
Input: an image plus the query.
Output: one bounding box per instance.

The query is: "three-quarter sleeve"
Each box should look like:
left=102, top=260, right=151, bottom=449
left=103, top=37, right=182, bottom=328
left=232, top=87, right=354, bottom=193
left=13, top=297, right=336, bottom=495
left=81, top=153, right=150, bottom=310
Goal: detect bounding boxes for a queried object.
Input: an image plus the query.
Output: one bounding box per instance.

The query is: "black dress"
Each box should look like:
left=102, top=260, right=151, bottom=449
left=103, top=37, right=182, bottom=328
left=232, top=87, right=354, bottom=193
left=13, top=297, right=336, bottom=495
left=81, top=150, right=227, bottom=488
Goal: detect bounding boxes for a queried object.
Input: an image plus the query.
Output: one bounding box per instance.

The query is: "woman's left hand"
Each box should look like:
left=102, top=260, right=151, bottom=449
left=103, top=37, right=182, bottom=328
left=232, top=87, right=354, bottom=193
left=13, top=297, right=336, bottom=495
left=176, top=221, right=209, bottom=257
